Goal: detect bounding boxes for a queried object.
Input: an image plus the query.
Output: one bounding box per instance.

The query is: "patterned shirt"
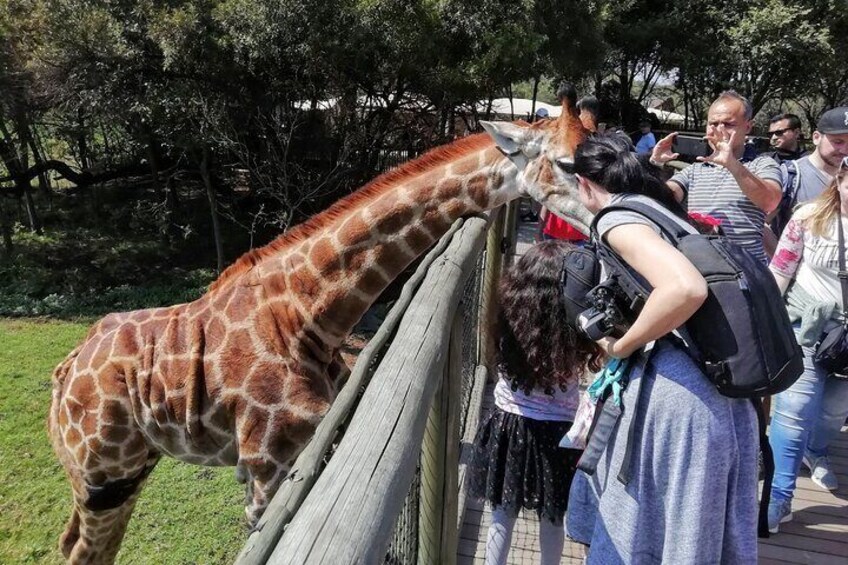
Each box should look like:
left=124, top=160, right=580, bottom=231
left=493, top=370, right=578, bottom=422
left=670, top=153, right=781, bottom=264
left=770, top=204, right=848, bottom=308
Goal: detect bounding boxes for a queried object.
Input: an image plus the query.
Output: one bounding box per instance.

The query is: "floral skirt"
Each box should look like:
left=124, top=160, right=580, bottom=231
left=467, top=408, right=581, bottom=523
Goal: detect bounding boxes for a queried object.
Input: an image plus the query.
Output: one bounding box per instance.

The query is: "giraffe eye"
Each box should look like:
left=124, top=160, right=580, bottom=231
left=555, top=158, right=575, bottom=174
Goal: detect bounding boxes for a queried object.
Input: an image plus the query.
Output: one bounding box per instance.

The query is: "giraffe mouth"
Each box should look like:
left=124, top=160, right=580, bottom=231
left=542, top=192, right=593, bottom=236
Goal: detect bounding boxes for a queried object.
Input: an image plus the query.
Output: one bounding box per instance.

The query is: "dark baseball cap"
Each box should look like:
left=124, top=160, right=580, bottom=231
left=817, top=107, right=848, bottom=134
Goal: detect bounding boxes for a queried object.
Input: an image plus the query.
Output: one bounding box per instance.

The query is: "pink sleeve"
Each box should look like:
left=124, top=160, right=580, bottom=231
left=770, top=218, right=804, bottom=279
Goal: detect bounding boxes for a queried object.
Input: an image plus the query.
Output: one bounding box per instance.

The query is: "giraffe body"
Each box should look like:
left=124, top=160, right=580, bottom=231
left=49, top=107, right=590, bottom=563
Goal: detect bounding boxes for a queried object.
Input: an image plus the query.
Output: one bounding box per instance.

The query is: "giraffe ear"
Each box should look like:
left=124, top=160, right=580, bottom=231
left=480, top=121, right=539, bottom=158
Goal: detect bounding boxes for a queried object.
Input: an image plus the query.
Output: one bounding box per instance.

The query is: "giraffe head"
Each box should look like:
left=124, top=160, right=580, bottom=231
left=481, top=95, right=593, bottom=233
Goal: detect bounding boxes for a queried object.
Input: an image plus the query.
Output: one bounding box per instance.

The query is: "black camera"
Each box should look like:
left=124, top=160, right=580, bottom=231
left=577, top=280, right=630, bottom=341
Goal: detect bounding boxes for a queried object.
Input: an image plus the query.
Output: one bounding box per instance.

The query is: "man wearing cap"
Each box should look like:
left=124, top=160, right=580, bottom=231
left=786, top=107, right=848, bottom=202
left=650, top=90, right=783, bottom=264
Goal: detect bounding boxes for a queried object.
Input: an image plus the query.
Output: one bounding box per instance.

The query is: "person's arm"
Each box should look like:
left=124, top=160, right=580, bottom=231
left=666, top=180, right=685, bottom=203
left=648, top=133, right=687, bottom=203
left=701, top=126, right=781, bottom=213
left=769, top=217, right=805, bottom=296
left=598, top=224, right=708, bottom=358
left=720, top=159, right=782, bottom=213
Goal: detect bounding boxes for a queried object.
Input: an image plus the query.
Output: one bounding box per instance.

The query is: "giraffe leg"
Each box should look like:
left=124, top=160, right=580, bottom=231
left=328, top=352, right=351, bottom=393
left=59, top=506, right=81, bottom=559
left=51, top=395, right=160, bottom=565
left=240, top=459, right=289, bottom=528
left=63, top=456, right=159, bottom=565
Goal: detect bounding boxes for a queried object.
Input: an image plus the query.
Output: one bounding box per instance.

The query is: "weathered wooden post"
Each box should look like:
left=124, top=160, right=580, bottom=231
left=478, top=206, right=506, bottom=371
left=417, top=311, right=463, bottom=565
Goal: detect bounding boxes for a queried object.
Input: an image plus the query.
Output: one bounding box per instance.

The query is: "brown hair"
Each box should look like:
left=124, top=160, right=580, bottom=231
left=495, top=240, right=604, bottom=395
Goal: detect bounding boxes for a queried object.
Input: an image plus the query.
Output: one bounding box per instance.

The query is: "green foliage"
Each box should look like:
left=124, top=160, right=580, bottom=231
left=0, top=194, right=220, bottom=318
left=0, top=319, right=245, bottom=563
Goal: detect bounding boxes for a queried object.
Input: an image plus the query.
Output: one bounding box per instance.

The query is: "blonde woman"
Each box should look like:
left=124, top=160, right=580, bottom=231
left=768, top=156, right=848, bottom=532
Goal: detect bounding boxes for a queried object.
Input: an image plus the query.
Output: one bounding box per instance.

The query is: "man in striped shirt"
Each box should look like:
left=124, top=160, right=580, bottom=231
left=649, top=91, right=783, bottom=264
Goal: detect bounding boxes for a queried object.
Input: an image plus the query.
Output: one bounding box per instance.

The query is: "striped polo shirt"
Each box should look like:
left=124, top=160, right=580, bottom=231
left=670, top=151, right=781, bottom=264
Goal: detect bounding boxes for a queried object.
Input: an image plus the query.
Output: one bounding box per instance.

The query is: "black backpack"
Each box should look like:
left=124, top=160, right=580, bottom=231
left=559, top=243, right=601, bottom=325
left=591, top=200, right=803, bottom=398
left=770, top=160, right=800, bottom=238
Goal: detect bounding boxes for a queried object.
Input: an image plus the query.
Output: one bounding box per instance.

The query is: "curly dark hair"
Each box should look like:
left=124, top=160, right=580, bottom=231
left=495, top=240, right=604, bottom=395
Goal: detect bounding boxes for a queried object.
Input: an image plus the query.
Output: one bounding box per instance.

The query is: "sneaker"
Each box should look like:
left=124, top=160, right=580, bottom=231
left=767, top=498, right=793, bottom=534
left=803, top=454, right=839, bottom=491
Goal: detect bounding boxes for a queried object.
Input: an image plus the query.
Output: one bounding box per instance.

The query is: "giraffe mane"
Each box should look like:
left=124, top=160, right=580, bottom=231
left=207, top=132, right=496, bottom=292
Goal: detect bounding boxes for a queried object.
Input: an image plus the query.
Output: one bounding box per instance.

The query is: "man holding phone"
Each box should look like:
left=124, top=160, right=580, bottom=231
left=649, top=90, right=782, bottom=264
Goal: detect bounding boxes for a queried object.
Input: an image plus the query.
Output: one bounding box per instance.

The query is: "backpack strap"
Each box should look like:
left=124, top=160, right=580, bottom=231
left=616, top=340, right=656, bottom=485
left=589, top=200, right=694, bottom=315
left=593, top=200, right=693, bottom=242
left=782, top=160, right=800, bottom=204
left=576, top=341, right=656, bottom=483
left=836, top=214, right=848, bottom=322
left=754, top=397, right=775, bottom=538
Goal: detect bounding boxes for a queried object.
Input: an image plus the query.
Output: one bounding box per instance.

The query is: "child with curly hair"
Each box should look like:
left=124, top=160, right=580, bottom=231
left=467, top=240, right=603, bottom=565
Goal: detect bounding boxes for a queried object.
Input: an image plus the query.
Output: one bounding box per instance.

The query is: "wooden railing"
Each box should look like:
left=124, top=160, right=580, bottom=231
left=235, top=206, right=516, bottom=565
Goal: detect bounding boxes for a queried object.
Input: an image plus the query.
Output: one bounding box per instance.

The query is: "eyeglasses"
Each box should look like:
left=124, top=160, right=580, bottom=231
left=769, top=127, right=796, bottom=137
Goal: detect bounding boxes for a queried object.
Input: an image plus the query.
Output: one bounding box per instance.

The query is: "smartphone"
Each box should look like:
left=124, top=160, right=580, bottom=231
left=672, top=134, right=711, bottom=159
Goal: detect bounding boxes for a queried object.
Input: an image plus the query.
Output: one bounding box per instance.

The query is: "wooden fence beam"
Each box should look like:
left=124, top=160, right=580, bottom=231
left=235, top=219, right=472, bottom=565
left=266, top=216, right=489, bottom=564
left=478, top=206, right=506, bottom=372
left=417, top=311, right=462, bottom=565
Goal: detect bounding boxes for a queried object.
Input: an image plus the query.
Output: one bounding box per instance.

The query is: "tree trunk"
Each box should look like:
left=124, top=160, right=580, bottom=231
left=530, top=76, right=540, bottom=121
left=77, top=108, right=90, bottom=170
left=28, top=136, right=52, bottom=200
left=0, top=116, right=41, bottom=234
left=145, top=132, right=178, bottom=243
left=0, top=198, right=13, bottom=256
left=618, top=57, right=630, bottom=125
left=200, top=145, right=225, bottom=273
left=22, top=188, right=41, bottom=234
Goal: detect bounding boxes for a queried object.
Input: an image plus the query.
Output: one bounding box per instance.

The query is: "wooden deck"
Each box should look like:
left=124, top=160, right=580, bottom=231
left=458, top=383, right=848, bottom=564
left=458, top=214, right=848, bottom=564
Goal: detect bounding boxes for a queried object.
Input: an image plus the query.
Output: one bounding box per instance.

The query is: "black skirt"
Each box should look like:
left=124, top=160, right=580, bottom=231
left=467, top=408, right=582, bottom=524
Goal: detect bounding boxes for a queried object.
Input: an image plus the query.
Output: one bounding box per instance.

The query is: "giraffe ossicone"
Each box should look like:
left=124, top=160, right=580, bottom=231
left=48, top=98, right=589, bottom=564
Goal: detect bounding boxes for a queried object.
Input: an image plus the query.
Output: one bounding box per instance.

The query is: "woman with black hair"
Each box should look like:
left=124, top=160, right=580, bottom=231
left=566, top=135, right=760, bottom=563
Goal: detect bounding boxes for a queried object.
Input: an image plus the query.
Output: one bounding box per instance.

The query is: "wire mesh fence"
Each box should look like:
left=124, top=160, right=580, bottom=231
left=383, top=466, right=421, bottom=565
left=380, top=215, right=498, bottom=565
left=459, top=249, right=486, bottom=439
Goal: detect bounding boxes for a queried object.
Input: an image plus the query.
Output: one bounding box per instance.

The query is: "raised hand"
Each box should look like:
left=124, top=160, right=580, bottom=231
left=699, top=124, right=736, bottom=167
left=650, top=132, right=679, bottom=166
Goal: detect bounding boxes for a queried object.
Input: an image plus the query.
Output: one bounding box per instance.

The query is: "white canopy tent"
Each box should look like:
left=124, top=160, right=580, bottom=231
left=647, top=107, right=686, bottom=126
left=476, top=98, right=562, bottom=119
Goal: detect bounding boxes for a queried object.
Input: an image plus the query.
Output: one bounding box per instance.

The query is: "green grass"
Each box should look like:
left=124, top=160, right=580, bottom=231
left=0, top=318, right=246, bottom=564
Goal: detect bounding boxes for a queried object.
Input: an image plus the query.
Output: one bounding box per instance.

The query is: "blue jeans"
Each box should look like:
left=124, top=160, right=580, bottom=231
left=769, top=337, right=848, bottom=502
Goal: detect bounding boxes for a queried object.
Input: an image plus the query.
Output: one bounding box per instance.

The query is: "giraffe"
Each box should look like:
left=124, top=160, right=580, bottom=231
left=480, top=108, right=595, bottom=234
left=48, top=99, right=590, bottom=564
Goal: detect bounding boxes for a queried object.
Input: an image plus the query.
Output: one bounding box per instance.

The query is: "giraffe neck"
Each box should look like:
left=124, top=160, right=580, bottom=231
left=256, top=144, right=513, bottom=350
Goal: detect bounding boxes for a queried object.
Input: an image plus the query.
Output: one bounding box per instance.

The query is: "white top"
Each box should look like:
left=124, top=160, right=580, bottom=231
left=493, top=370, right=578, bottom=422
left=771, top=203, right=848, bottom=308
